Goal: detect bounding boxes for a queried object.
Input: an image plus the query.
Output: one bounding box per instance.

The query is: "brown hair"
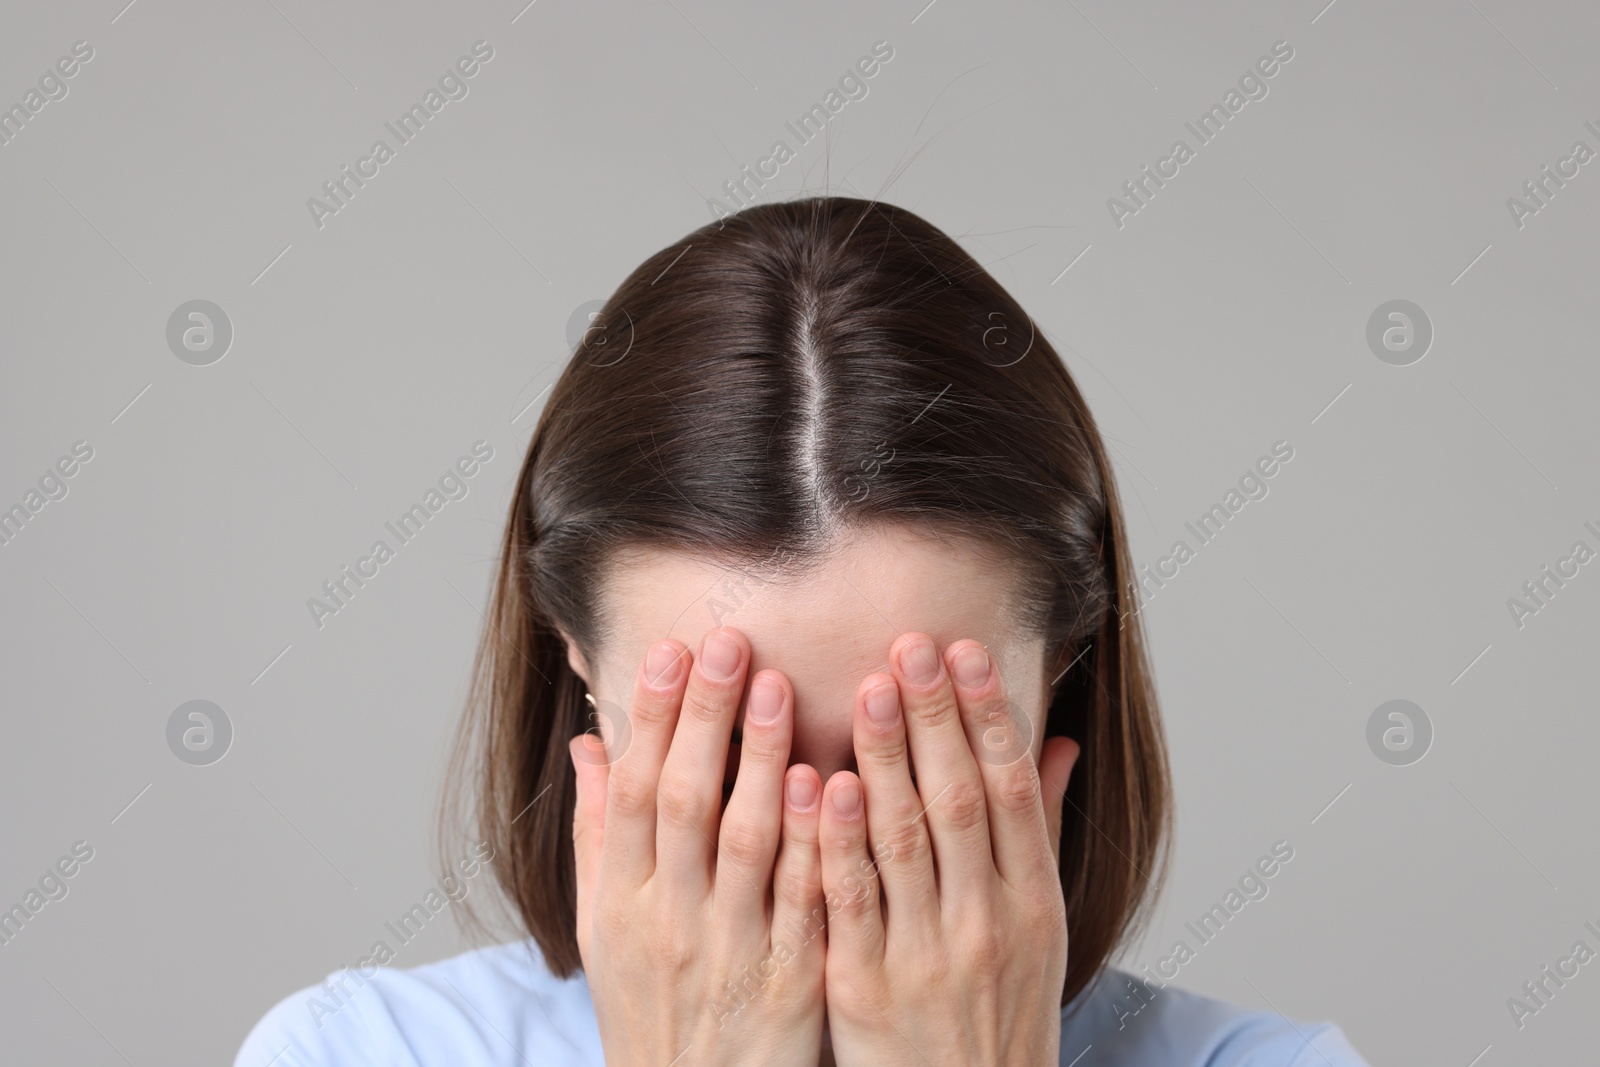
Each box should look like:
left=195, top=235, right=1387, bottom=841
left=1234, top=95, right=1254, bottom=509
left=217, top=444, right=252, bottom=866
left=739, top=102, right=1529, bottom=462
left=442, top=195, right=1171, bottom=1007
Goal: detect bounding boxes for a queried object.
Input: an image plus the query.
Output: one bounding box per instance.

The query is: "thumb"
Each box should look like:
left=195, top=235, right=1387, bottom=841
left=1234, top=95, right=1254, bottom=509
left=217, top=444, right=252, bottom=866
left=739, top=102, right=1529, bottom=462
left=1039, top=735, right=1080, bottom=869
left=569, top=734, right=609, bottom=964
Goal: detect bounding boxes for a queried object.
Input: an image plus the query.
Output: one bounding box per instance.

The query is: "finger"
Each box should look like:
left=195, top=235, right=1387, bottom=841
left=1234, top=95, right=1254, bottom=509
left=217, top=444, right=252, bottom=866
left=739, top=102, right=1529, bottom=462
left=771, top=764, right=826, bottom=967
left=655, top=627, right=750, bottom=898
left=1039, top=736, right=1080, bottom=870
left=945, top=640, right=1054, bottom=886
left=850, top=673, right=938, bottom=937
left=599, top=638, right=691, bottom=889
left=889, top=632, right=993, bottom=901
left=569, top=735, right=609, bottom=965
left=714, top=670, right=793, bottom=912
left=818, top=771, right=885, bottom=968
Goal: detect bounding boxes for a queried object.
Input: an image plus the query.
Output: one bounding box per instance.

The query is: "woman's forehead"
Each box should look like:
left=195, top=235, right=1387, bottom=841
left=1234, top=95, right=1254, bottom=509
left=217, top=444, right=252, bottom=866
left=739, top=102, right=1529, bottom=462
left=599, top=526, right=1024, bottom=670
left=591, top=526, right=1047, bottom=771
left=592, top=524, right=1049, bottom=777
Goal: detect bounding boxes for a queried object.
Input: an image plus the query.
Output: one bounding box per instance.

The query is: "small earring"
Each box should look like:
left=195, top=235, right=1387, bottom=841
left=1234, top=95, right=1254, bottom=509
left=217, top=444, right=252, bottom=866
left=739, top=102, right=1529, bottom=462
left=584, top=691, right=597, bottom=708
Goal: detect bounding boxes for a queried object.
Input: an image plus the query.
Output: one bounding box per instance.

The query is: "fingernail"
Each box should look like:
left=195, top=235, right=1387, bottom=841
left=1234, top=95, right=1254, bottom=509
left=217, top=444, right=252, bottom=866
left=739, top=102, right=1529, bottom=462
left=700, top=630, right=741, bottom=681
left=897, top=636, right=940, bottom=686
left=787, top=774, right=818, bottom=810
left=748, top=674, right=783, bottom=725
left=952, top=645, right=991, bottom=689
left=644, top=640, right=683, bottom=687
left=831, top=779, right=861, bottom=816
left=865, top=684, right=899, bottom=726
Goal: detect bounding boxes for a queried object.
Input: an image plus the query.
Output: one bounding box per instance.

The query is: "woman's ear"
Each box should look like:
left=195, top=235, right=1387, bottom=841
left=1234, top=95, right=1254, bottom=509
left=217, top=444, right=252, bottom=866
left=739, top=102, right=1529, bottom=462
left=558, top=628, right=592, bottom=688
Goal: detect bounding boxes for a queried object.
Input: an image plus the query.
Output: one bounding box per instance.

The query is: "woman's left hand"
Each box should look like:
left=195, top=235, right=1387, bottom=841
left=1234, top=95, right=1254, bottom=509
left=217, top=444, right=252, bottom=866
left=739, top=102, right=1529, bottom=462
left=818, top=632, right=1080, bottom=1067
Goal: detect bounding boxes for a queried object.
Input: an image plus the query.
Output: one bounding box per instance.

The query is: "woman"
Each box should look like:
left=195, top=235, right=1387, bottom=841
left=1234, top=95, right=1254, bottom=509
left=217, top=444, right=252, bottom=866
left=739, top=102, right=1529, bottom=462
left=236, top=197, right=1370, bottom=1065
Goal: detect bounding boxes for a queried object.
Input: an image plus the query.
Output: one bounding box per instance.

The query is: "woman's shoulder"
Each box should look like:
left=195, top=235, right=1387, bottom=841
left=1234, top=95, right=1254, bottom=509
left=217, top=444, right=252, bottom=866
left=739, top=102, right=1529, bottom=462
left=234, top=948, right=1369, bottom=1067
left=1059, top=968, right=1370, bottom=1066
left=233, top=937, right=603, bottom=1067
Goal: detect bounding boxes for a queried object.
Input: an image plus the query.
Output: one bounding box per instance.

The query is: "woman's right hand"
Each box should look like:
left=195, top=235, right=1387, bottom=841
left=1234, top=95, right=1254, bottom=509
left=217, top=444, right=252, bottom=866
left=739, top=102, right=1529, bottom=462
left=569, top=626, right=828, bottom=1067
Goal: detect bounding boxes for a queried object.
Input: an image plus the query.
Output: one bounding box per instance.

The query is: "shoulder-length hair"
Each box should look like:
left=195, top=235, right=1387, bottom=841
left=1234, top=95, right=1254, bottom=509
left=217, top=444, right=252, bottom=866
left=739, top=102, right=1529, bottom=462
left=442, top=196, right=1171, bottom=1006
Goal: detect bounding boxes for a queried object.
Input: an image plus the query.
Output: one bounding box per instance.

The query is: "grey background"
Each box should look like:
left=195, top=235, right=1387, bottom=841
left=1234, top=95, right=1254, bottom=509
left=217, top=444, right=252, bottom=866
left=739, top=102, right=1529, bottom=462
left=1, top=0, right=1596, bottom=1063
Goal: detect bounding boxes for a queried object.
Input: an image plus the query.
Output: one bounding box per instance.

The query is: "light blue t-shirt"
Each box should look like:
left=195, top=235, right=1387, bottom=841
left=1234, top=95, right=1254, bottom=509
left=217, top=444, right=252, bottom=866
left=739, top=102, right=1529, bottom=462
left=235, top=938, right=1370, bottom=1066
